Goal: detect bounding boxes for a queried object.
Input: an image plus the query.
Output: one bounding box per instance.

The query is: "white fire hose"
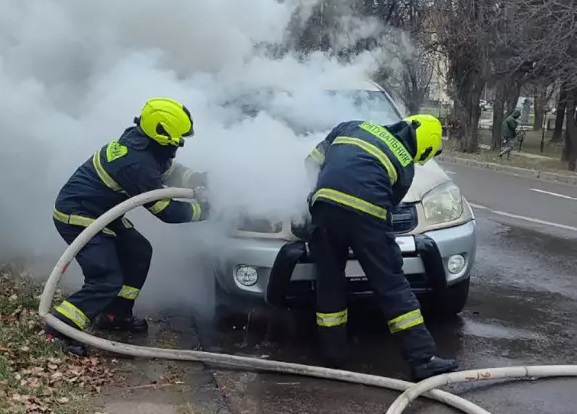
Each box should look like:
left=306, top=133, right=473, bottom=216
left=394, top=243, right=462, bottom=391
left=38, top=187, right=577, bottom=414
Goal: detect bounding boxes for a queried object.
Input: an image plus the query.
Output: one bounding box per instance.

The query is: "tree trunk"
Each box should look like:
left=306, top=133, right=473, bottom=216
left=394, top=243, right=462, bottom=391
left=533, top=85, right=546, bottom=131
left=562, top=89, right=577, bottom=171
left=491, top=82, right=507, bottom=149
left=458, top=105, right=481, bottom=153
left=453, top=67, right=484, bottom=152
left=455, top=80, right=484, bottom=153
left=551, top=84, right=567, bottom=143
left=505, top=81, right=522, bottom=114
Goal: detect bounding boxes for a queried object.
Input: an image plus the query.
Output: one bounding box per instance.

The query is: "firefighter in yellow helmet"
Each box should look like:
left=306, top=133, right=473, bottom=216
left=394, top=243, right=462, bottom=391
left=305, top=114, right=458, bottom=381
left=45, top=98, right=210, bottom=356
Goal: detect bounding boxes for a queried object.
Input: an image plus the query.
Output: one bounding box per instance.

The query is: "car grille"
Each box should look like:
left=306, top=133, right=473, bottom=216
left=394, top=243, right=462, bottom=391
left=390, top=204, right=418, bottom=234
left=290, top=203, right=418, bottom=239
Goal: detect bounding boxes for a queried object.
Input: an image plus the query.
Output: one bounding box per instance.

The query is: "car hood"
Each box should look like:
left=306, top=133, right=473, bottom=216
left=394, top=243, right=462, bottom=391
left=403, top=159, right=451, bottom=203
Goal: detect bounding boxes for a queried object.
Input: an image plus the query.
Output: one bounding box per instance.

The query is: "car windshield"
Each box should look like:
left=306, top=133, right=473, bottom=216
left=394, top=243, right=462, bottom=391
left=221, top=87, right=402, bottom=134
left=267, top=88, right=402, bottom=134
left=324, top=89, right=401, bottom=125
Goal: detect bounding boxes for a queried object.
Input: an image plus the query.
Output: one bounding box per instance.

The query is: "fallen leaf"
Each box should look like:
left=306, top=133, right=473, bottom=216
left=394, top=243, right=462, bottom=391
left=50, top=372, right=63, bottom=380
left=11, top=393, right=23, bottom=402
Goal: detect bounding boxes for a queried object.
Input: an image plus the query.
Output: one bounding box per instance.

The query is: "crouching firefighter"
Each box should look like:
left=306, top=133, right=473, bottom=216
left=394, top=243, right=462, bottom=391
left=305, top=114, right=458, bottom=381
left=44, top=97, right=210, bottom=356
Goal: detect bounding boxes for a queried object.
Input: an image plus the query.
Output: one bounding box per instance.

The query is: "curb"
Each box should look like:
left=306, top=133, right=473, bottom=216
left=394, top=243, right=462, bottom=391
left=437, top=155, right=577, bottom=186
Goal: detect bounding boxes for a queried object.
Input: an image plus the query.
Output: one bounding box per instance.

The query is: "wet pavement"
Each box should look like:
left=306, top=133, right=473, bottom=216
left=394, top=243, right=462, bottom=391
left=442, top=162, right=577, bottom=230
left=187, top=209, right=577, bottom=414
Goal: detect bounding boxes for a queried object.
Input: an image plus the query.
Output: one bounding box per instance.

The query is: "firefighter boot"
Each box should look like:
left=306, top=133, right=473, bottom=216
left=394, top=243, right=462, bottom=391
left=411, top=356, right=459, bottom=381
left=93, top=313, right=149, bottom=334
left=43, top=324, right=88, bottom=357
left=318, top=325, right=349, bottom=369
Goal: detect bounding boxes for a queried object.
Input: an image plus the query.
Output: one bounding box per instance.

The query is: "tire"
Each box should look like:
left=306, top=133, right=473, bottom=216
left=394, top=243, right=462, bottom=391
left=212, top=278, right=251, bottom=330
left=428, top=277, right=470, bottom=318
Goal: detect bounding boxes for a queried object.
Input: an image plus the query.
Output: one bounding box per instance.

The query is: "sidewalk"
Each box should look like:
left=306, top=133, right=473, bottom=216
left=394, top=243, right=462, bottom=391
left=91, top=317, right=230, bottom=414
left=437, top=153, right=577, bottom=186
left=95, top=358, right=228, bottom=414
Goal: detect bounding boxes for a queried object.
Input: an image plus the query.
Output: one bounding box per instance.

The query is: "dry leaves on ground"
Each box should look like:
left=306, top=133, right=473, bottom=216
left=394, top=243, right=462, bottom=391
left=0, top=269, right=118, bottom=414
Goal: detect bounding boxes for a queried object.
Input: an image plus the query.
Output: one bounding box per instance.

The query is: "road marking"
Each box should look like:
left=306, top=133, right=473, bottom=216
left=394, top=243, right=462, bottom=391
left=530, top=188, right=577, bottom=201
left=468, top=202, right=577, bottom=232
left=445, top=170, right=456, bottom=175
left=468, top=203, right=489, bottom=210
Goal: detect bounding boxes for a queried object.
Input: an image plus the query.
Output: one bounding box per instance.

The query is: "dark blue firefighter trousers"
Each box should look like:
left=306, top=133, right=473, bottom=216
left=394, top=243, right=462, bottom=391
left=53, top=219, right=153, bottom=329
left=308, top=202, right=436, bottom=364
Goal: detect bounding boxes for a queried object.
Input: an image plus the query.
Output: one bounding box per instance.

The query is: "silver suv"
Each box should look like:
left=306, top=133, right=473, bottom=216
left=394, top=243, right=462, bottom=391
left=211, top=80, right=477, bottom=323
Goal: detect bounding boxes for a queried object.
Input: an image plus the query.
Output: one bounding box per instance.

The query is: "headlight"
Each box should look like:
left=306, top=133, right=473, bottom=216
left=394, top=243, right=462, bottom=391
left=422, top=182, right=463, bottom=225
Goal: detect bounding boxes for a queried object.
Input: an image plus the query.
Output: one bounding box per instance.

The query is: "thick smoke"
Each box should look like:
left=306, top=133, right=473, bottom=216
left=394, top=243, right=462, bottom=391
left=0, top=0, right=402, bottom=311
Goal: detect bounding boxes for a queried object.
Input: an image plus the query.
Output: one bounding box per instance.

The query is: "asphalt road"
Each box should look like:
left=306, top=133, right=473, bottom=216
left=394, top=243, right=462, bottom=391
left=139, top=164, right=576, bottom=414
left=441, top=162, right=577, bottom=235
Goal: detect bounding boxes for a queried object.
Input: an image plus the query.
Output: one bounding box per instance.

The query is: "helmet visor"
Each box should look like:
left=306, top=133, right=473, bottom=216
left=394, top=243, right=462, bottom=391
left=181, top=105, right=194, bottom=138
left=182, top=126, right=194, bottom=137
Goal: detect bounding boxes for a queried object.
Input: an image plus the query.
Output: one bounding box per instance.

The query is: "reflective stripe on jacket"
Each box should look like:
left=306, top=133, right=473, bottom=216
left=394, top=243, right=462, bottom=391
left=55, top=127, right=207, bottom=226
left=306, top=120, right=417, bottom=220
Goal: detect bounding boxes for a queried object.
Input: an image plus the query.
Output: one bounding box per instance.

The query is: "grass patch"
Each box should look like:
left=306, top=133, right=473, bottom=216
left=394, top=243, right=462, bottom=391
left=0, top=266, right=116, bottom=413
left=176, top=403, right=197, bottom=414
left=476, top=129, right=563, bottom=158
left=442, top=139, right=575, bottom=175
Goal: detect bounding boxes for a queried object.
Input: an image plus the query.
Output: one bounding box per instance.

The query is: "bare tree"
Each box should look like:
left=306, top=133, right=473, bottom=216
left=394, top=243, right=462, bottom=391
left=529, top=81, right=556, bottom=131
left=535, top=0, right=577, bottom=169
left=374, top=32, right=434, bottom=114
left=397, top=49, right=434, bottom=114
left=563, top=87, right=577, bottom=170
left=429, top=0, right=497, bottom=152
left=551, top=84, right=566, bottom=143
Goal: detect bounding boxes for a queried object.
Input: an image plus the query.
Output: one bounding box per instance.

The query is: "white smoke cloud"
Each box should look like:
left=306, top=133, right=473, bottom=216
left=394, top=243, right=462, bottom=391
left=0, top=0, right=405, bottom=312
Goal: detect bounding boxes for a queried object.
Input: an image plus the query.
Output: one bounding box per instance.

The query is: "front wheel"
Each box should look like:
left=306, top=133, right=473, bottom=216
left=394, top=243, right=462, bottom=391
left=428, top=278, right=470, bottom=318
left=213, top=278, right=252, bottom=330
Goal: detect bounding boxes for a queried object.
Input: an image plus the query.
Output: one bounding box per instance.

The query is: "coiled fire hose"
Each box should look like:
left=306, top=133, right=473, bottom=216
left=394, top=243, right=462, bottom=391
left=38, top=187, right=577, bottom=414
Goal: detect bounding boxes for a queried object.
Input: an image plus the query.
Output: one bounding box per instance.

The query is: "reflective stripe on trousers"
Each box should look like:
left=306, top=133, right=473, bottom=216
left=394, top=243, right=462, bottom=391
left=55, top=300, right=90, bottom=330
left=311, top=188, right=387, bottom=220
left=387, top=309, right=425, bottom=334
left=53, top=209, right=133, bottom=236
left=53, top=209, right=118, bottom=236
left=316, top=309, right=348, bottom=328
left=117, top=285, right=140, bottom=300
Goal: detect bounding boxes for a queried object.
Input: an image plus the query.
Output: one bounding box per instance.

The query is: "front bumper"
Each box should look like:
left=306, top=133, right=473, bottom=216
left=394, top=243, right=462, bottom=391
left=213, top=219, right=476, bottom=306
